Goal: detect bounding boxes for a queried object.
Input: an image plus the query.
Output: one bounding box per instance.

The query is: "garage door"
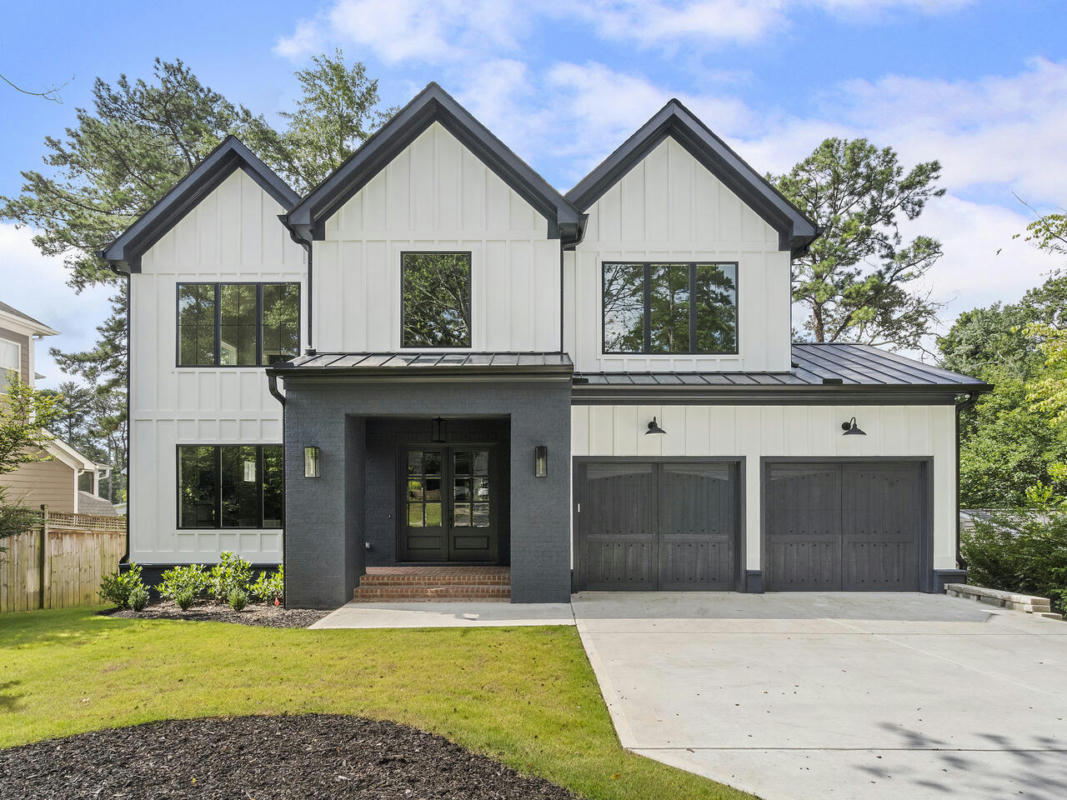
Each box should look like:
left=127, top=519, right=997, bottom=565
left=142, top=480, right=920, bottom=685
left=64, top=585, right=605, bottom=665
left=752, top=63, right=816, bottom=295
left=574, top=461, right=740, bottom=590
left=764, top=461, right=925, bottom=591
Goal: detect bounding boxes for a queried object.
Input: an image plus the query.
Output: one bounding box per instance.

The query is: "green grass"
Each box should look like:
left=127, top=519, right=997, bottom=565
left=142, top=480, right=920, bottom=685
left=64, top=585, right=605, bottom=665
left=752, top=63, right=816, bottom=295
left=0, top=607, right=751, bottom=800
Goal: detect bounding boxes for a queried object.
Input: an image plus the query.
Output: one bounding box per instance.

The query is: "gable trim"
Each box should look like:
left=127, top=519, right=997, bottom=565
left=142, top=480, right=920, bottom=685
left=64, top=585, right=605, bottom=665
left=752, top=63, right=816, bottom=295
left=100, top=136, right=300, bottom=273
left=565, top=100, right=818, bottom=255
left=282, top=83, right=584, bottom=245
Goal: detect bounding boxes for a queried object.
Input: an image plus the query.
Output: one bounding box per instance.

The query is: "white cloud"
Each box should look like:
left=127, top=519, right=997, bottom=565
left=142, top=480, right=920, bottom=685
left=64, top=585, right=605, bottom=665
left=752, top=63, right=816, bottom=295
left=0, top=224, right=114, bottom=390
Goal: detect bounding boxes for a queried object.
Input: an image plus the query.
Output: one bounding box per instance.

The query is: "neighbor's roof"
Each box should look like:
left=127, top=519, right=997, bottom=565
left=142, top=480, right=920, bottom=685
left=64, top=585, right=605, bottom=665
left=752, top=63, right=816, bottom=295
left=0, top=301, right=58, bottom=336
left=566, top=98, right=818, bottom=255
left=269, top=351, right=573, bottom=377
left=101, top=136, right=300, bottom=272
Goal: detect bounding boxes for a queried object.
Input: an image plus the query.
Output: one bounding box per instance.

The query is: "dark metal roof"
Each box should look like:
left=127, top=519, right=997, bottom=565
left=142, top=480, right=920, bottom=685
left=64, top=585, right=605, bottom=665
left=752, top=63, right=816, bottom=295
left=566, top=98, right=818, bottom=255
left=269, top=351, right=574, bottom=377
left=283, top=83, right=584, bottom=245
left=0, top=301, right=57, bottom=334
left=101, top=136, right=300, bottom=272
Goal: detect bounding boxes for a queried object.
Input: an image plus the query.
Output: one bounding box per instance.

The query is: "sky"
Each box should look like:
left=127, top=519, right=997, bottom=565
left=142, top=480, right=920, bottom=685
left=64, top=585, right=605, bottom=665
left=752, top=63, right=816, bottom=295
left=1, top=0, right=1065, bottom=386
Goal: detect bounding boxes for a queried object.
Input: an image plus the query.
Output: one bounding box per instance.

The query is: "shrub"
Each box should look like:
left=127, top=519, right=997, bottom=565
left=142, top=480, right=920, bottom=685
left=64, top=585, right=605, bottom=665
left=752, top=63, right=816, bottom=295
left=129, top=585, right=150, bottom=612
left=962, top=509, right=1067, bottom=613
left=250, top=565, right=284, bottom=604
left=207, top=551, right=253, bottom=603
left=159, top=564, right=207, bottom=602
left=174, top=588, right=196, bottom=611
left=99, top=564, right=145, bottom=609
left=228, top=588, right=248, bottom=612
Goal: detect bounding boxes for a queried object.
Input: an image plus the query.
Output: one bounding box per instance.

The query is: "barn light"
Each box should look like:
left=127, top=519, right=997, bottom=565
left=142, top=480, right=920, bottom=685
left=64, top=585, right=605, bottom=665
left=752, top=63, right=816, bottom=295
left=646, top=416, right=667, bottom=435
left=304, top=446, right=321, bottom=478
left=534, top=445, right=548, bottom=478
left=841, top=417, right=867, bottom=436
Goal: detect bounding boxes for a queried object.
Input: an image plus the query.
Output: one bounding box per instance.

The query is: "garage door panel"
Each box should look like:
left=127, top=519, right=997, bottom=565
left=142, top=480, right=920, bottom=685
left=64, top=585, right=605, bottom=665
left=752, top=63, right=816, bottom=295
left=579, top=464, right=656, bottom=590
left=659, top=463, right=737, bottom=589
left=842, top=463, right=922, bottom=590
left=583, top=536, right=656, bottom=589
left=765, top=465, right=842, bottom=590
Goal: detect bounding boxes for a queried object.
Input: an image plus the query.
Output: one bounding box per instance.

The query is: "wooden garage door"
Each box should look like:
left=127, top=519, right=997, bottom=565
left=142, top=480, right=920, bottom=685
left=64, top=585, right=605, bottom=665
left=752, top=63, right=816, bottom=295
left=764, top=462, right=924, bottom=591
left=574, top=461, right=739, bottom=591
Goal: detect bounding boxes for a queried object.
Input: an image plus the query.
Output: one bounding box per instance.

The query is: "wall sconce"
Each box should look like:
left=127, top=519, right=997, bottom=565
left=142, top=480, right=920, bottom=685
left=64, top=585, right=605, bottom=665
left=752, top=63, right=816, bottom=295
left=431, top=417, right=446, bottom=443
left=646, top=416, right=667, bottom=435
left=304, top=445, right=321, bottom=478
left=841, top=417, right=867, bottom=436
left=534, top=445, right=548, bottom=478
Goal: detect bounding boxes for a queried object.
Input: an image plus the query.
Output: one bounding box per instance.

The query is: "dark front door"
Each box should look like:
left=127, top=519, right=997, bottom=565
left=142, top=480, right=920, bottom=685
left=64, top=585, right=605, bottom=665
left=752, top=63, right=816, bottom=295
left=400, top=446, right=498, bottom=563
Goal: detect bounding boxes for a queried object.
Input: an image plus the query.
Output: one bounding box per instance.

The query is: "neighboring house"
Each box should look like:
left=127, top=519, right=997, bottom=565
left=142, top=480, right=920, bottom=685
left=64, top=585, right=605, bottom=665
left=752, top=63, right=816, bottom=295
left=102, top=83, right=990, bottom=608
left=0, top=301, right=114, bottom=516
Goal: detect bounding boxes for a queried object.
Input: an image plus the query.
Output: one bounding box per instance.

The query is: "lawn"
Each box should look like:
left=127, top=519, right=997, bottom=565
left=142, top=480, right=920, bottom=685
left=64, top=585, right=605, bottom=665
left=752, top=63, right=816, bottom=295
left=0, top=607, right=752, bottom=800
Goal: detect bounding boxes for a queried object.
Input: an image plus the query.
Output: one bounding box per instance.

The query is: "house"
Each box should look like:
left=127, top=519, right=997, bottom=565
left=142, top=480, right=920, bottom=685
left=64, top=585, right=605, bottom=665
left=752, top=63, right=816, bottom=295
left=0, top=301, right=115, bottom=515
left=102, top=83, right=990, bottom=608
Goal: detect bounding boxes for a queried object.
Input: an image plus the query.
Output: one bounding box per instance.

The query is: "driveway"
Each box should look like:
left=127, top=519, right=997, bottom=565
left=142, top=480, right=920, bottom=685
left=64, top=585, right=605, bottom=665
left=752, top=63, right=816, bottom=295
left=572, top=592, right=1067, bottom=800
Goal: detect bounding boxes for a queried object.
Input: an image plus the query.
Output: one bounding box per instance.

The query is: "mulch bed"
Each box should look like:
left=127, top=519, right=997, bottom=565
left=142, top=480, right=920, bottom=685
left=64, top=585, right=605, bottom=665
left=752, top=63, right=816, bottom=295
left=0, top=715, right=579, bottom=800
left=105, top=601, right=328, bottom=629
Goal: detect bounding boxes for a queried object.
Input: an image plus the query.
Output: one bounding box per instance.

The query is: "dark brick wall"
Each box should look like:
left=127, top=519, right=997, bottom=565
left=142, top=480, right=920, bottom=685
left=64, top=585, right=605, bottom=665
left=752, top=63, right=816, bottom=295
left=282, top=378, right=572, bottom=608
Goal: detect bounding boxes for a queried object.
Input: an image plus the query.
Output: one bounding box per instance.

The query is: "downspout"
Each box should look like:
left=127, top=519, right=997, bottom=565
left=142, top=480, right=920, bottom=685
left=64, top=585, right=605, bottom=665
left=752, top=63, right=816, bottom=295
left=266, top=371, right=287, bottom=606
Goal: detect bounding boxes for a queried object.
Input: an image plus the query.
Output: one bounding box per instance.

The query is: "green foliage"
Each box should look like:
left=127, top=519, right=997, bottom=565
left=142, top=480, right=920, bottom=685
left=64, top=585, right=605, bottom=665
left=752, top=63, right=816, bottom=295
left=0, top=380, right=62, bottom=548
left=0, top=488, right=40, bottom=552
left=158, top=564, right=207, bottom=602
left=773, top=137, right=945, bottom=349
left=174, top=588, right=196, bottom=611
left=207, top=551, right=253, bottom=603
left=250, top=565, right=284, bottom=604
left=128, top=585, right=150, bottom=612
left=962, top=511, right=1067, bottom=613
left=98, top=564, right=144, bottom=609
left=401, top=252, right=472, bottom=347
left=228, top=588, right=249, bottom=612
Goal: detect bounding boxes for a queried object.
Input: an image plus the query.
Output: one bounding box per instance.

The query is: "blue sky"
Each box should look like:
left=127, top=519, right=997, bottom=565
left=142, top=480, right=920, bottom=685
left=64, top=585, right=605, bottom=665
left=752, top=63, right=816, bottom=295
left=2, top=0, right=1065, bottom=385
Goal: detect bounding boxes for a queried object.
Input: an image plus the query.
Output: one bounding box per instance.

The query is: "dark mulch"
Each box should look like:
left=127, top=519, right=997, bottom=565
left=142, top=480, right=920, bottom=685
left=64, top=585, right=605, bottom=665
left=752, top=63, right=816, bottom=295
left=104, top=601, right=328, bottom=629
left=0, top=715, right=579, bottom=800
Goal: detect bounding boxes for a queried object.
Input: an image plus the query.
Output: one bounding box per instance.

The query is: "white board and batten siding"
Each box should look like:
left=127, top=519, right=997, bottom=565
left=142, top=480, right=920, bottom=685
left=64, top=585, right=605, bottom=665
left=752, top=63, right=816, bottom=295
left=572, top=404, right=958, bottom=571
left=313, top=122, right=561, bottom=353
left=131, top=168, right=306, bottom=563
left=565, top=136, right=792, bottom=374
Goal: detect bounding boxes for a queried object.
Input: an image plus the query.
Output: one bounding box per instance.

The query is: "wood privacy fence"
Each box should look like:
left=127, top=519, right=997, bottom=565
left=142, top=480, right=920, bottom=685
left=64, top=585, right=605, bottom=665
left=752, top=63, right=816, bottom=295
left=1, top=506, right=126, bottom=613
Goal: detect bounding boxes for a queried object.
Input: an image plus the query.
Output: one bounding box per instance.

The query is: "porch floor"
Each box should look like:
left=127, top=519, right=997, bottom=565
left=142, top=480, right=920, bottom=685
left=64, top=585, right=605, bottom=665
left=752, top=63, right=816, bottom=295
left=353, top=566, right=511, bottom=601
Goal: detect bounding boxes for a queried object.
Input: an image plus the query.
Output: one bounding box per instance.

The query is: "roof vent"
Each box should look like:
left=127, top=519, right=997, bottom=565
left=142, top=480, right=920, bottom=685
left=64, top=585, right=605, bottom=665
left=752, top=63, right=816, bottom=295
left=822, top=377, right=843, bottom=385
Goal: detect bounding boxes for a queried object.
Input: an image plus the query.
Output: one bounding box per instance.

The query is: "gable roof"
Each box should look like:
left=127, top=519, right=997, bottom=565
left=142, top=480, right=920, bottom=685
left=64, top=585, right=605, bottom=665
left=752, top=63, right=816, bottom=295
left=566, top=99, right=819, bottom=255
left=283, top=82, right=584, bottom=245
left=101, top=136, right=300, bottom=272
left=0, top=301, right=58, bottom=336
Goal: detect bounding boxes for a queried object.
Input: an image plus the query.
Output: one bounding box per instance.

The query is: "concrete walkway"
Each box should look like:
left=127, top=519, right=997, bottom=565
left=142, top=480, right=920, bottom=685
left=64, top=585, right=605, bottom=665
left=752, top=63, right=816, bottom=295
left=310, top=600, right=575, bottom=629
left=572, top=592, right=1067, bottom=800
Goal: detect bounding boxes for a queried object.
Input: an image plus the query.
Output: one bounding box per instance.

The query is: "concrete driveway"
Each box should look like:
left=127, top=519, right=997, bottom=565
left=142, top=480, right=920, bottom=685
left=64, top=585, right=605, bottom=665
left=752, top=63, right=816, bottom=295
left=572, top=592, right=1067, bottom=800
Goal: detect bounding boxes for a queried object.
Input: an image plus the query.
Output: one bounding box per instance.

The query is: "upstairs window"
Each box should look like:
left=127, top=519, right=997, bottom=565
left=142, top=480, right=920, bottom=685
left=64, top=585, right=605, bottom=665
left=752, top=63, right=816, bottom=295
left=178, top=444, right=284, bottom=529
left=0, top=338, right=20, bottom=392
left=602, top=262, right=738, bottom=355
left=401, top=252, right=472, bottom=348
left=177, top=283, right=300, bottom=366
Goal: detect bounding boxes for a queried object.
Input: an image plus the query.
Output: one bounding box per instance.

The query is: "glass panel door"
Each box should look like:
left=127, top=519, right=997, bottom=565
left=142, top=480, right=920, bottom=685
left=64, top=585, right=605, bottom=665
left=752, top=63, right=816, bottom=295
left=400, top=448, right=448, bottom=561
left=448, top=448, right=495, bottom=561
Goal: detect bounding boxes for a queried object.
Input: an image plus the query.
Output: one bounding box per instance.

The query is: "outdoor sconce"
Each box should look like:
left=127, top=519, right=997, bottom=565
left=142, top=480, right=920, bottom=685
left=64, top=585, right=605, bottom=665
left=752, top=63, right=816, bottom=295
left=646, top=416, right=667, bottom=435
left=841, top=417, right=867, bottom=436
left=304, top=446, right=321, bottom=478
left=431, top=417, right=446, bottom=443
left=534, top=445, right=548, bottom=478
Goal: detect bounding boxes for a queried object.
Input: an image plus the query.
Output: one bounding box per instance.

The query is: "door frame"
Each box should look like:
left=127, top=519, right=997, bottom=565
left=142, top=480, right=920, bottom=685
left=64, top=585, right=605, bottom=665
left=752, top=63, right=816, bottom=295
left=759, top=457, right=934, bottom=593
left=572, top=456, right=747, bottom=591
left=396, top=441, right=503, bottom=564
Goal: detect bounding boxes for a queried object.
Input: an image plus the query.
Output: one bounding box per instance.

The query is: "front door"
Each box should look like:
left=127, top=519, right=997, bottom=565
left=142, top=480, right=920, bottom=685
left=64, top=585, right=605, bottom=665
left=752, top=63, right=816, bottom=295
left=400, top=446, right=498, bottom=562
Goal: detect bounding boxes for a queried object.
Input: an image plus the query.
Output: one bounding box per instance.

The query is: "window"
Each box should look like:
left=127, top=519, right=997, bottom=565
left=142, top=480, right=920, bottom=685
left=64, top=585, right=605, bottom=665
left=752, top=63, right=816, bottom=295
left=401, top=252, right=471, bottom=348
left=178, top=445, right=284, bottom=529
left=0, top=338, right=19, bottom=392
left=602, top=262, right=738, bottom=354
left=177, top=283, right=299, bottom=366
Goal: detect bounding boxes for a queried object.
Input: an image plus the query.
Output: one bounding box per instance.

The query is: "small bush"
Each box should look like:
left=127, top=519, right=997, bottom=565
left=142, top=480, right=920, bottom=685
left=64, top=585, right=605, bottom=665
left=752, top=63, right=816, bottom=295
left=99, top=564, right=145, bottom=609
left=174, top=588, right=196, bottom=611
left=250, top=565, right=284, bottom=604
left=129, top=585, right=150, bottom=612
left=228, top=588, right=248, bottom=612
left=159, top=564, right=207, bottom=602
left=208, top=551, right=253, bottom=603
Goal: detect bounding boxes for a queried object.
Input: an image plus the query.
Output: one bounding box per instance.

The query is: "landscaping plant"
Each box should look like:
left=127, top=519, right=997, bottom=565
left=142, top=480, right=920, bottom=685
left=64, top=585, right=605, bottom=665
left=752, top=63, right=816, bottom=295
left=228, top=588, right=249, bottom=612
left=159, top=564, right=207, bottom=604
left=207, top=551, right=253, bottom=602
left=98, top=564, right=145, bottom=609
left=250, top=565, right=284, bottom=604
left=174, top=588, right=196, bottom=611
left=128, top=585, right=150, bottom=612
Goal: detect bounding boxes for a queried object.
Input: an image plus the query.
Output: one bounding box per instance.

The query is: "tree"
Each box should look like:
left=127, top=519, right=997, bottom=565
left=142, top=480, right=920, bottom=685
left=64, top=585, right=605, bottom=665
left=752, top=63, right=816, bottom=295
left=773, top=138, right=945, bottom=350
left=0, top=379, right=61, bottom=548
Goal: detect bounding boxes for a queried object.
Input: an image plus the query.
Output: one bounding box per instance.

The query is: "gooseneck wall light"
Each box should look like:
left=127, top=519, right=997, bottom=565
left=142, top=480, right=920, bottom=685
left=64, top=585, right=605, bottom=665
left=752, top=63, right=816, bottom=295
left=646, top=416, right=667, bottom=435
left=841, top=417, right=867, bottom=436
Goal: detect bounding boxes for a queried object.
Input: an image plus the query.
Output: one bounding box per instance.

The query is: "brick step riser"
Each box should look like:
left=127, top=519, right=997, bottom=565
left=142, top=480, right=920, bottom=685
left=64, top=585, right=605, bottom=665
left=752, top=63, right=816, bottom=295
left=352, top=586, right=511, bottom=601
left=359, top=577, right=512, bottom=587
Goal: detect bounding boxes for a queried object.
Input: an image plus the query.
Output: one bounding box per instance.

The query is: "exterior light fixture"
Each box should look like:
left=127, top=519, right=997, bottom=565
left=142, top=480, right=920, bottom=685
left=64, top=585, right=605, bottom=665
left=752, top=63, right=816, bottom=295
left=534, top=445, right=548, bottom=478
left=431, top=417, right=446, bottom=443
left=304, top=446, right=321, bottom=478
left=646, top=416, right=667, bottom=435
left=841, top=417, right=867, bottom=436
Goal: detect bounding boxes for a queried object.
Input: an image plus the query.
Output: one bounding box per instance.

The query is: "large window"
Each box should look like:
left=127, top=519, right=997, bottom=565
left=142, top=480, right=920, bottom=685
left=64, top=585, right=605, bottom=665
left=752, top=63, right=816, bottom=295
left=177, top=283, right=299, bottom=366
left=602, top=262, right=738, bottom=355
left=0, top=338, right=20, bottom=393
left=178, top=445, right=284, bottom=529
left=401, top=252, right=472, bottom=348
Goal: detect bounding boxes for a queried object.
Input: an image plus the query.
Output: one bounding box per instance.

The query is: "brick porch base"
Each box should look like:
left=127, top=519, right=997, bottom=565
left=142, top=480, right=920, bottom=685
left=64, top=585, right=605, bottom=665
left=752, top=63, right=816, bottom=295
left=351, top=566, right=511, bottom=602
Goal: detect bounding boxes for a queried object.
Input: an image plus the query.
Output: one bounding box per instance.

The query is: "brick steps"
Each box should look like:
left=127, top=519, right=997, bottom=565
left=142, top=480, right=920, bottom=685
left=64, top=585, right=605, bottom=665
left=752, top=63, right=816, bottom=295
left=352, top=566, right=511, bottom=602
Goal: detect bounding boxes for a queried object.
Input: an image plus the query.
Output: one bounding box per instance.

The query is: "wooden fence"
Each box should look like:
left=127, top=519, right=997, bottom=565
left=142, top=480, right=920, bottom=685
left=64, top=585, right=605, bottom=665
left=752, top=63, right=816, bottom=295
left=0, top=507, right=126, bottom=613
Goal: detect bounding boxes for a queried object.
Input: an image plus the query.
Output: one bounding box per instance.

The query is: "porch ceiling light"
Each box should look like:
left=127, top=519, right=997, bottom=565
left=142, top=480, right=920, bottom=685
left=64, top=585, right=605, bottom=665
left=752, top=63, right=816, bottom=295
left=432, top=417, right=446, bottom=443
left=534, top=445, right=548, bottom=478
left=841, top=417, right=867, bottom=436
left=304, top=445, right=321, bottom=478
left=646, top=416, right=666, bottom=435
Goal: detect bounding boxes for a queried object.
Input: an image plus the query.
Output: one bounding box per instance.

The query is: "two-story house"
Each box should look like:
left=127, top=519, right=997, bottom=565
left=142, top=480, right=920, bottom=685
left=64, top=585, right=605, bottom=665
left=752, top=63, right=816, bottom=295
left=103, top=83, right=989, bottom=608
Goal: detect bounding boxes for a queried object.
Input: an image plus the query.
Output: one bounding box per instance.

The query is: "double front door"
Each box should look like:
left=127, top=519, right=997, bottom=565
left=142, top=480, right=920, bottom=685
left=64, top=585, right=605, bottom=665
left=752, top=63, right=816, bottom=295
left=399, top=446, right=498, bottom=562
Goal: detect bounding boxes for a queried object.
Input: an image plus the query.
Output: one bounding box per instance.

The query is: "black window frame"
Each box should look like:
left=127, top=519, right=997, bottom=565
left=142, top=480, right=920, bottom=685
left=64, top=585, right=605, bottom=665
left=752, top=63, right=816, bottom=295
left=176, top=444, right=285, bottom=530
left=399, top=251, right=473, bottom=350
left=176, top=282, right=301, bottom=367
left=601, top=261, right=739, bottom=356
